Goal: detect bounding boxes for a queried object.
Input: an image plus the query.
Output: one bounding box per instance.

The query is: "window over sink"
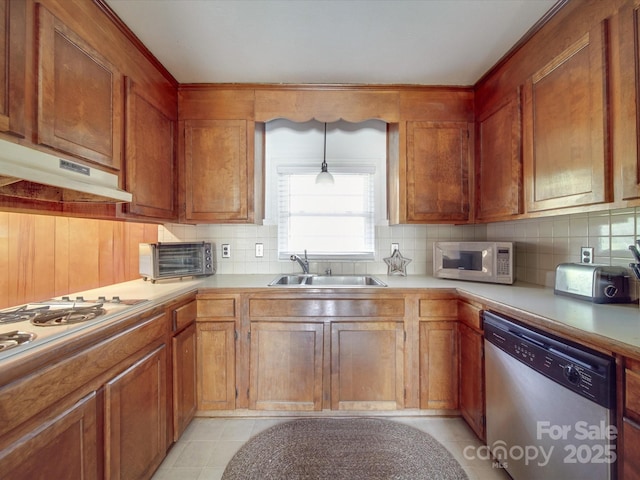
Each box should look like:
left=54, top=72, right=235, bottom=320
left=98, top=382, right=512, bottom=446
left=265, top=119, right=387, bottom=261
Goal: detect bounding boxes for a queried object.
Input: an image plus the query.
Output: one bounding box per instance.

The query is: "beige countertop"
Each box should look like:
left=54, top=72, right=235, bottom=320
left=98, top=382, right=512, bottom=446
left=1, top=273, right=639, bottom=364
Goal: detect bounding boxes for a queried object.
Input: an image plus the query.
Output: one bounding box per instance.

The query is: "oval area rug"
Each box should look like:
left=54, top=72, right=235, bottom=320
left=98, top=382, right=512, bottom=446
left=221, top=418, right=469, bottom=480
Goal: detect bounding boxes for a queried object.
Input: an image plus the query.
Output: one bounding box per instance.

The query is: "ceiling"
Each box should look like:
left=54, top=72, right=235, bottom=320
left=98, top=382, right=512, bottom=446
left=104, top=0, right=559, bottom=86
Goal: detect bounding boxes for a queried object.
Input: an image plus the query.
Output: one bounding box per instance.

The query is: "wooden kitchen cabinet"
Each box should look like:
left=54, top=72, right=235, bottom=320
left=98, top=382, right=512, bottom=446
left=458, top=300, right=485, bottom=440
left=405, top=121, right=471, bottom=222
left=104, top=344, right=167, bottom=480
left=331, top=321, right=405, bottom=410
left=616, top=0, right=640, bottom=201
left=0, top=393, right=98, bottom=480
left=250, top=321, right=324, bottom=410
left=171, top=300, right=197, bottom=441
left=0, top=0, right=25, bottom=137
left=523, top=21, right=610, bottom=212
left=182, top=119, right=253, bottom=222
left=622, top=358, right=640, bottom=479
left=36, top=4, right=123, bottom=170
left=121, top=78, right=177, bottom=221
left=475, top=91, right=522, bottom=221
left=418, top=297, right=458, bottom=410
left=197, top=321, right=236, bottom=410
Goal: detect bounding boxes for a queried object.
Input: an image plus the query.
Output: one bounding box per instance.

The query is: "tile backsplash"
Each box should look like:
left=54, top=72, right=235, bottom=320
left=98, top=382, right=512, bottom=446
left=159, top=207, right=640, bottom=290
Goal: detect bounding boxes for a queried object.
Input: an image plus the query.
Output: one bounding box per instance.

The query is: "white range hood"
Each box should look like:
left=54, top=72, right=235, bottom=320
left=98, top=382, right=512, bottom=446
left=0, top=139, right=132, bottom=203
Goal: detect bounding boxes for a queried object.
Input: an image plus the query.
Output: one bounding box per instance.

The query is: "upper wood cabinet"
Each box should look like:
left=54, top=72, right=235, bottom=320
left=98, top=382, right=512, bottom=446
left=179, top=88, right=257, bottom=223
left=616, top=0, right=640, bottom=201
left=182, top=119, right=253, bottom=222
left=0, top=0, right=25, bottom=137
left=121, top=78, right=177, bottom=221
left=475, top=90, right=522, bottom=221
left=36, top=4, right=123, bottom=170
left=405, top=121, right=471, bottom=222
left=523, top=22, right=611, bottom=212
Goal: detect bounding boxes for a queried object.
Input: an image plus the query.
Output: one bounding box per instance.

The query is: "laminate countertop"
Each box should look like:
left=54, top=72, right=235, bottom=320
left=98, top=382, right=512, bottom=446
left=1, top=273, right=639, bottom=363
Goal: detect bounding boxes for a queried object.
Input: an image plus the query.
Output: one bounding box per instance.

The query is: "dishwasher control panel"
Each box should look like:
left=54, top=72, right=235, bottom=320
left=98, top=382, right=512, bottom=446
left=484, top=311, right=614, bottom=409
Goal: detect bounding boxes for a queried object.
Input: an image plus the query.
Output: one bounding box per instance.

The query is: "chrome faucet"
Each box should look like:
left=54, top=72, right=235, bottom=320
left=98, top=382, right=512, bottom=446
left=290, top=250, right=310, bottom=274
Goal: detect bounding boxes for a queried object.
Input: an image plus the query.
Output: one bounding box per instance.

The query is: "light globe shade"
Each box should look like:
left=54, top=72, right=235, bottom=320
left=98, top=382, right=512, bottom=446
left=315, top=170, right=334, bottom=184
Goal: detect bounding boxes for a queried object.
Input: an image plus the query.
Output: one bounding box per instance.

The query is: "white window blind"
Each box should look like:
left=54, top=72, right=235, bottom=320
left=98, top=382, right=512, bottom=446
left=278, top=166, right=375, bottom=260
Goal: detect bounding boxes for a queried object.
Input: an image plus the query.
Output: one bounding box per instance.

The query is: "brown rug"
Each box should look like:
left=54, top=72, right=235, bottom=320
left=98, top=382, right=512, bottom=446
left=221, top=418, right=469, bottom=480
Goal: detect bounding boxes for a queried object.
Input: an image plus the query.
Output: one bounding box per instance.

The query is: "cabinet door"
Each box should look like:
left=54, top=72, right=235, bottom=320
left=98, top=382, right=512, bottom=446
left=523, top=23, right=610, bottom=212
left=183, top=119, right=252, bottom=222
left=122, top=78, right=177, bottom=220
left=250, top=322, right=323, bottom=411
left=406, top=121, right=470, bottom=222
left=331, top=321, right=404, bottom=410
left=0, top=393, right=98, bottom=480
left=37, top=4, right=122, bottom=169
left=419, top=321, right=458, bottom=409
left=105, top=345, right=167, bottom=480
left=173, top=322, right=197, bottom=441
left=617, top=1, right=640, bottom=200
left=476, top=92, right=522, bottom=221
left=623, top=418, right=640, bottom=479
left=459, top=322, right=485, bottom=440
left=197, top=321, right=236, bottom=410
left=0, top=0, right=25, bottom=136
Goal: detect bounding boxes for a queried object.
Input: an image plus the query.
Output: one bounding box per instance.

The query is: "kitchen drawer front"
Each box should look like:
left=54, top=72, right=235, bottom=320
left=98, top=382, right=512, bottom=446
left=249, top=297, right=405, bottom=319
left=458, top=300, right=483, bottom=331
left=173, top=300, right=197, bottom=332
left=419, top=299, right=458, bottom=319
left=197, top=295, right=238, bottom=319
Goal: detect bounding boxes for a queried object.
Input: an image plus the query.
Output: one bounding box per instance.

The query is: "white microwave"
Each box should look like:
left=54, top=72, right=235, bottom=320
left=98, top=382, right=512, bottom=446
left=433, top=241, right=514, bottom=285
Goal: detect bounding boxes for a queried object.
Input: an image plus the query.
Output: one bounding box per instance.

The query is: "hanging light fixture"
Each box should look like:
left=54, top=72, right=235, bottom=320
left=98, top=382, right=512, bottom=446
left=315, top=123, right=334, bottom=184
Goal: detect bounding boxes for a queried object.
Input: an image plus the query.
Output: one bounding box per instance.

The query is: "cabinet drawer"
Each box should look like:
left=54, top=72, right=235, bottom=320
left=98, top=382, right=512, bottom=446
left=249, top=298, right=405, bottom=318
left=458, top=301, right=482, bottom=330
left=626, top=368, right=640, bottom=417
left=197, top=297, right=237, bottom=318
left=173, top=301, right=196, bottom=332
left=419, top=299, right=457, bottom=319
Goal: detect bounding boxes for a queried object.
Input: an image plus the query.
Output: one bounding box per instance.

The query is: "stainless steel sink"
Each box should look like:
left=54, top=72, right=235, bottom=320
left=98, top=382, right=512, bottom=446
left=268, top=274, right=387, bottom=287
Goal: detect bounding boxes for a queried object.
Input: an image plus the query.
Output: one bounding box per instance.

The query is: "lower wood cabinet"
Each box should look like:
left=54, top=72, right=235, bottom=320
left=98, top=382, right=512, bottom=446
left=331, top=321, right=405, bottom=410
left=250, top=322, right=324, bottom=410
left=419, top=320, right=458, bottom=409
left=0, top=393, right=98, bottom=480
left=622, top=359, right=640, bottom=479
left=197, top=321, right=236, bottom=410
left=104, top=344, right=167, bottom=480
left=173, top=322, right=197, bottom=440
left=458, top=300, right=485, bottom=440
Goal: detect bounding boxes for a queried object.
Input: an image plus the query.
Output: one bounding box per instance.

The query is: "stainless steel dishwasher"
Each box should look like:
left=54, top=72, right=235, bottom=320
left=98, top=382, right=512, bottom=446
left=484, top=311, right=616, bottom=480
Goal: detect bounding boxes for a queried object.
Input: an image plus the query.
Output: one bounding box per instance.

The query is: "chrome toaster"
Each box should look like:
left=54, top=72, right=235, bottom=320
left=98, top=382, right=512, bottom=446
left=554, top=263, right=633, bottom=304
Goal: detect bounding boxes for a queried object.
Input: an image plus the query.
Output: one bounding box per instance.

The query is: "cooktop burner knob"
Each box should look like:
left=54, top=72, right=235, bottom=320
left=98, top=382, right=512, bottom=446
left=112, top=296, right=121, bottom=303
left=98, top=296, right=107, bottom=303
left=75, top=296, right=85, bottom=303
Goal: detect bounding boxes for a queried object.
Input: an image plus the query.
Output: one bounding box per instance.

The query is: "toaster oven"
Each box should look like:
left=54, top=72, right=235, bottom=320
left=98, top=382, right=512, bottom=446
left=139, top=242, right=215, bottom=282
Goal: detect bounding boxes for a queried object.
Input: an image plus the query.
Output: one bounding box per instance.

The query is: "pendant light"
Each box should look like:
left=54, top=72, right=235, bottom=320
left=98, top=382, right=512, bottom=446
left=315, top=123, right=334, bottom=184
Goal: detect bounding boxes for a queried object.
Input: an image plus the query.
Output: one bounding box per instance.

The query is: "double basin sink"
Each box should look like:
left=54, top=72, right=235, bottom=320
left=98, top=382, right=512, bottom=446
left=268, top=274, right=387, bottom=287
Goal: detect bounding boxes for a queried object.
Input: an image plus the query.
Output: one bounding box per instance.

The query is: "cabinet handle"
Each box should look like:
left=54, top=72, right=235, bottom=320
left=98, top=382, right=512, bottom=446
left=172, top=311, right=178, bottom=332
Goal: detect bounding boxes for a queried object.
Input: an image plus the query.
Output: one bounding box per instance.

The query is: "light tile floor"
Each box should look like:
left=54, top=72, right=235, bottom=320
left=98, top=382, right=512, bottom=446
left=152, top=416, right=511, bottom=480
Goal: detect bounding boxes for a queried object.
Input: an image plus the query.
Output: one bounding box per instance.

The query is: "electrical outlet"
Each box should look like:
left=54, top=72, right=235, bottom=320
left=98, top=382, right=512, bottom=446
left=255, top=243, right=264, bottom=257
left=391, top=243, right=399, bottom=254
left=222, top=244, right=231, bottom=258
left=581, top=246, right=594, bottom=264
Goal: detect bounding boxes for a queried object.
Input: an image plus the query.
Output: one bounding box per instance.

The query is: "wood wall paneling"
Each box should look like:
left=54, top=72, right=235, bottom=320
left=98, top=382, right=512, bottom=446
left=0, top=212, right=157, bottom=309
